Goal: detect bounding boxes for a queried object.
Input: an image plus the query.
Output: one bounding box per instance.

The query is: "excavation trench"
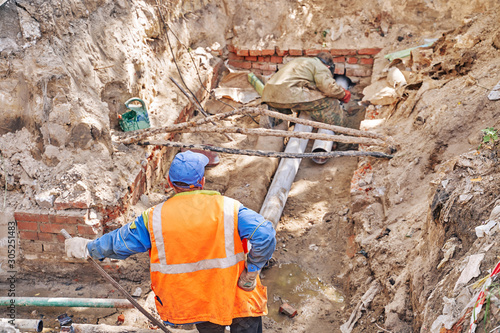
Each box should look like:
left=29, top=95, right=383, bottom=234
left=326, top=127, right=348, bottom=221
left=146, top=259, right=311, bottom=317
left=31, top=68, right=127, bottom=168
left=4, top=1, right=500, bottom=332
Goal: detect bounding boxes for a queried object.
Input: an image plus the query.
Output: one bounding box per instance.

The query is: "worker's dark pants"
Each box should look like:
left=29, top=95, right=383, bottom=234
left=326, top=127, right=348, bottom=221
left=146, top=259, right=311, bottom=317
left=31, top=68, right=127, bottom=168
left=266, top=97, right=345, bottom=126
left=196, top=316, right=262, bottom=333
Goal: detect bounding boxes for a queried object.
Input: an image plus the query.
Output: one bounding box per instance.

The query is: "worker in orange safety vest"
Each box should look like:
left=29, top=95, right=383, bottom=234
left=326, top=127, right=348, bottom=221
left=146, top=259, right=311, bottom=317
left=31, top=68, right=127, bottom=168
left=65, top=151, right=277, bottom=332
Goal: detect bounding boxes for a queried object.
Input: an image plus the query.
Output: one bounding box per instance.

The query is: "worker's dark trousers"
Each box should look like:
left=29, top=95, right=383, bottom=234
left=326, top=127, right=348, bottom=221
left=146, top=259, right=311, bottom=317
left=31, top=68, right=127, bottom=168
left=196, top=316, right=262, bottom=333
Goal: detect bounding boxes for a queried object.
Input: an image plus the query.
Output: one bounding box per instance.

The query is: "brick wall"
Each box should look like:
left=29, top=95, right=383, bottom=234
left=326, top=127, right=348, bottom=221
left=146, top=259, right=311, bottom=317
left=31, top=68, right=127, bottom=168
left=223, top=46, right=381, bottom=80
left=14, top=210, right=95, bottom=255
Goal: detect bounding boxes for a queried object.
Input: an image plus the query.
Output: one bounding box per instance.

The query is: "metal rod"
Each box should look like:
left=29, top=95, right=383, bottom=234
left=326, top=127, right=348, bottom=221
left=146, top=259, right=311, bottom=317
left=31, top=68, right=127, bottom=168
left=60, top=230, right=171, bottom=333
left=73, top=323, right=167, bottom=333
left=1, top=318, right=43, bottom=332
left=139, top=141, right=393, bottom=159
left=0, top=297, right=133, bottom=308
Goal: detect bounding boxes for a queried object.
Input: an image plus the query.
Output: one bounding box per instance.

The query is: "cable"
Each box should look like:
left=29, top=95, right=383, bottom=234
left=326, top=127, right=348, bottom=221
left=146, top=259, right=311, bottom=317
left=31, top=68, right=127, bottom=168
left=154, top=1, right=259, bottom=124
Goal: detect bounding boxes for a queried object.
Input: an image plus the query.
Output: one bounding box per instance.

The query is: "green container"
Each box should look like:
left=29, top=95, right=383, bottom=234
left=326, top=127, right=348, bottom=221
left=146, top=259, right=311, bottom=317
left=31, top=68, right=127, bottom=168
left=248, top=72, right=265, bottom=96
left=119, top=98, right=151, bottom=132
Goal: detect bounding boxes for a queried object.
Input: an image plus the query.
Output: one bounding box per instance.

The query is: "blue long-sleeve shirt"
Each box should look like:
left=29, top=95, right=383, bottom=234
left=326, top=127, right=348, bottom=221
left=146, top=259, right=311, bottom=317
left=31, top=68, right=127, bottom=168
left=87, top=191, right=276, bottom=272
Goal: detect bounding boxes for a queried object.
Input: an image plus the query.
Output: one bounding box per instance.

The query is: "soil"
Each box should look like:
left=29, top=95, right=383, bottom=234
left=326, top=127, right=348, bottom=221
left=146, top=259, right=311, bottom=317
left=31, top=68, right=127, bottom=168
left=1, top=0, right=500, bottom=332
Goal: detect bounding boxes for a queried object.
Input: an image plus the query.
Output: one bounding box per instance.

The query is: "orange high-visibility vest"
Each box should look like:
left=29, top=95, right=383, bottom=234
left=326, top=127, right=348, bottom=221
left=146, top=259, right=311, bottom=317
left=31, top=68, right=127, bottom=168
left=148, top=190, right=268, bottom=325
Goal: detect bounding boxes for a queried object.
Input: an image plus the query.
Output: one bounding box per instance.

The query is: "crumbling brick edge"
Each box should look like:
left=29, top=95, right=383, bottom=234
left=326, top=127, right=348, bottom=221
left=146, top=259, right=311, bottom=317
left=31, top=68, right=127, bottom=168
left=216, top=45, right=381, bottom=79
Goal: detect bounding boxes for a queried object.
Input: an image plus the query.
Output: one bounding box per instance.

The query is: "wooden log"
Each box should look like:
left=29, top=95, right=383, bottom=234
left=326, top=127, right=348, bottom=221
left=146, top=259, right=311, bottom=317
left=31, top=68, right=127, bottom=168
left=114, top=106, right=394, bottom=147
left=242, top=106, right=391, bottom=142
left=176, top=125, right=387, bottom=146
left=114, top=108, right=247, bottom=144
left=258, top=113, right=312, bottom=228
left=138, top=141, right=394, bottom=159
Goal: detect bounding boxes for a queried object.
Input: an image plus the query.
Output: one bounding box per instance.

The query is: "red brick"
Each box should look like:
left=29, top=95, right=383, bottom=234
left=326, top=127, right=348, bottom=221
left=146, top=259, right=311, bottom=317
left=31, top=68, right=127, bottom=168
left=20, top=231, right=38, bottom=241
left=17, top=221, right=38, bottom=231
left=78, top=225, right=99, bottom=236
left=14, top=212, right=49, bottom=223
left=249, top=50, right=262, bottom=56
left=228, top=53, right=244, bottom=61
left=227, top=60, right=252, bottom=69
left=358, top=48, right=382, bottom=55
left=258, top=56, right=264, bottom=62
left=334, top=63, right=345, bottom=75
left=331, top=49, right=357, bottom=56
left=20, top=241, right=43, bottom=253
left=360, top=58, right=374, bottom=65
left=270, top=56, right=283, bottom=64
left=56, top=234, right=68, bottom=242
left=276, top=48, right=288, bottom=56
left=40, top=223, right=76, bottom=234
left=261, top=63, right=277, bottom=71
left=333, top=57, right=345, bottom=63
left=261, top=49, right=275, bottom=56
left=346, top=65, right=372, bottom=77
left=304, top=49, right=321, bottom=56
left=289, top=49, right=303, bottom=56
left=227, top=44, right=236, bottom=53
left=54, top=200, right=89, bottom=210
left=347, top=57, right=358, bottom=64
left=54, top=214, right=85, bottom=224
left=245, top=56, right=258, bottom=62
left=236, top=49, right=249, bottom=57
left=43, top=243, right=65, bottom=253
left=252, top=62, right=262, bottom=69
left=38, top=232, right=55, bottom=242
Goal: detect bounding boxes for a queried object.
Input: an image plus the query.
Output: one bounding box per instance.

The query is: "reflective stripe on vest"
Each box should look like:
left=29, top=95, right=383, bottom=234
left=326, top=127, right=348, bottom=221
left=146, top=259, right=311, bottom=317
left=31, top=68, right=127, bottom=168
left=150, top=196, right=244, bottom=274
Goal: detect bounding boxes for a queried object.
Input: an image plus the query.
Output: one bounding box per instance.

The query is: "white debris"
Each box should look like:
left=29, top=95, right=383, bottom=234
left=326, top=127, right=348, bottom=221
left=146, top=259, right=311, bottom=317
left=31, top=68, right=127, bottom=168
left=475, top=220, right=497, bottom=238
left=454, top=253, right=485, bottom=292
left=132, top=287, right=142, bottom=297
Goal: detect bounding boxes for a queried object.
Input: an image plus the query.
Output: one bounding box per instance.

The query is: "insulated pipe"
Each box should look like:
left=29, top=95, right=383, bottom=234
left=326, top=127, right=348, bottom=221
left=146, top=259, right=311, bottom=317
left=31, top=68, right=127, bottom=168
left=1, top=319, right=43, bottom=332
left=311, top=129, right=335, bottom=164
left=259, top=113, right=313, bottom=227
left=0, top=297, right=134, bottom=308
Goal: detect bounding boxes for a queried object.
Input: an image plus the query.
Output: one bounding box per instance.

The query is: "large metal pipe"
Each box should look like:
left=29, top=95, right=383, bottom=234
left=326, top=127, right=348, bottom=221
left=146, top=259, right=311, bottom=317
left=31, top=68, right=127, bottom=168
left=259, top=113, right=313, bottom=227
left=1, top=319, right=43, bottom=332
left=0, top=297, right=133, bottom=308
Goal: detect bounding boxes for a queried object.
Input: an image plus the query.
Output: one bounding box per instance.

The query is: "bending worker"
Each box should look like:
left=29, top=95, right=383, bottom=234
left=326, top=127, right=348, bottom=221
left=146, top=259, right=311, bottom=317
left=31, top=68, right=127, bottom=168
left=65, top=151, right=276, bottom=333
left=262, top=52, right=351, bottom=126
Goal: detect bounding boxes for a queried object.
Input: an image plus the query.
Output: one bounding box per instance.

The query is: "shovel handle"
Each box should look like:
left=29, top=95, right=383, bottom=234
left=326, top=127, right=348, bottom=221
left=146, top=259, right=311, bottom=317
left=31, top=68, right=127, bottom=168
left=59, top=229, right=172, bottom=333
left=60, top=229, right=72, bottom=240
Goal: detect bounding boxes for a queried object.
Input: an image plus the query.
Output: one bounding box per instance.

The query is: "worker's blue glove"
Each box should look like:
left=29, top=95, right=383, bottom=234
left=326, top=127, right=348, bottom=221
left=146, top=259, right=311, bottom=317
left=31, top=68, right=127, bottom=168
left=65, top=237, right=91, bottom=259
left=238, top=267, right=259, bottom=291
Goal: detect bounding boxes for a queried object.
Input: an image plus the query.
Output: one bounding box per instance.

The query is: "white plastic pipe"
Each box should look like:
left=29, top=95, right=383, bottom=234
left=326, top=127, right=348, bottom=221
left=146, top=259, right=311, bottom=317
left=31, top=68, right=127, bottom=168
left=1, top=319, right=43, bottom=332
left=311, top=129, right=335, bottom=164
left=259, top=113, right=313, bottom=227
